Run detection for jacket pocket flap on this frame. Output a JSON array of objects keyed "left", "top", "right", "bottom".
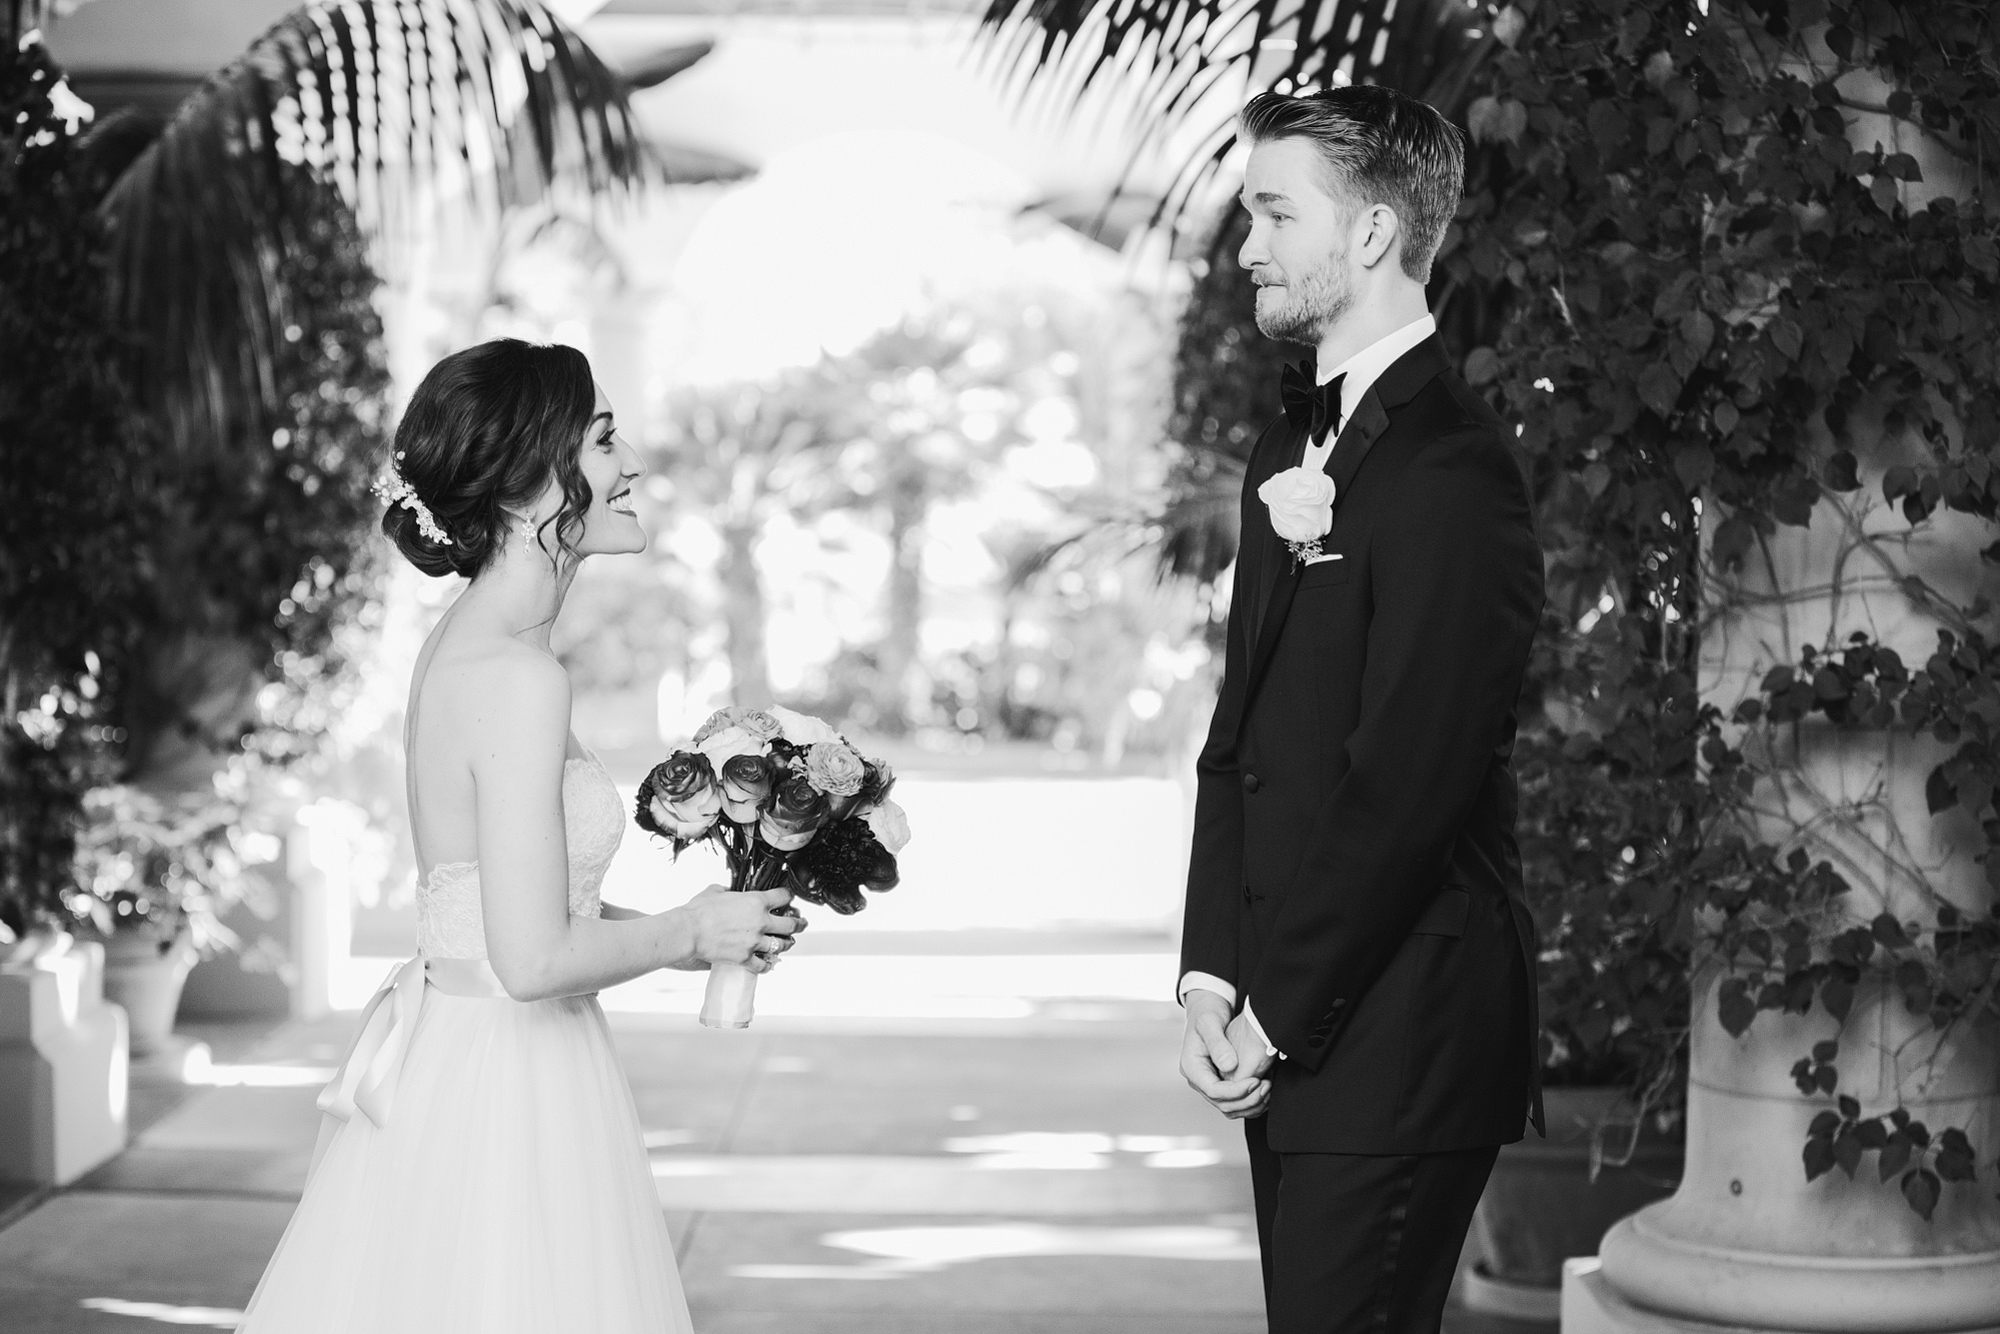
[
  {"left": 1411, "top": 887, "right": 1470, "bottom": 938},
  {"left": 1297, "top": 559, "right": 1354, "bottom": 589}
]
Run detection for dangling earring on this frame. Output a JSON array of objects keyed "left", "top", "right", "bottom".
[{"left": 519, "top": 519, "right": 538, "bottom": 553}]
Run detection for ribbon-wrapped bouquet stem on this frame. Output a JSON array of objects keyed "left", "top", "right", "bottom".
[{"left": 635, "top": 706, "right": 911, "bottom": 1027}]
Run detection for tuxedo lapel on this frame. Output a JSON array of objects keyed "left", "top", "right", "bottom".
[
  {"left": 1237, "top": 336, "right": 1451, "bottom": 732},
  {"left": 1244, "top": 426, "right": 1300, "bottom": 656}
]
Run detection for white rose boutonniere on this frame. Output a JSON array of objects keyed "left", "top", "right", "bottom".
[{"left": 1257, "top": 466, "right": 1337, "bottom": 569}]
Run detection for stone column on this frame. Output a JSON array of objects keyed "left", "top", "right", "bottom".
[
  {"left": 1566, "top": 18, "right": 2000, "bottom": 1327},
  {"left": 1564, "top": 282, "right": 2000, "bottom": 1334}
]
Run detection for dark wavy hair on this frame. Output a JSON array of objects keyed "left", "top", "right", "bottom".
[
  {"left": 381, "top": 339, "right": 598, "bottom": 579},
  {"left": 1240, "top": 85, "right": 1465, "bottom": 284}
]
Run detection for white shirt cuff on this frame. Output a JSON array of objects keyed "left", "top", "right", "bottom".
[
  {"left": 1242, "top": 1001, "right": 1283, "bottom": 1060},
  {"left": 1177, "top": 971, "right": 1237, "bottom": 1010}
]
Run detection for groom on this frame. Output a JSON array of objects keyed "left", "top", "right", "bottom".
[{"left": 1178, "top": 86, "right": 1545, "bottom": 1332}]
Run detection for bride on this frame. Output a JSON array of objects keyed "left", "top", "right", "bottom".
[{"left": 238, "top": 338, "right": 798, "bottom": 1333}]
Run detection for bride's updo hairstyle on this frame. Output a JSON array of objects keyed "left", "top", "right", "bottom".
[{"left": 382, "top": 338, "right": 598, "bottom": 578}]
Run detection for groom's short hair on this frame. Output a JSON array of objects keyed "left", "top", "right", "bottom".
[{"left": 1240, "top": 85, "right": 1464, "bottom": 283}]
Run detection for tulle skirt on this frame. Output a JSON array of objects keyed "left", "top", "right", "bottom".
[{"left": 237, "top": 982, "right": 691, "bottom": 1333}]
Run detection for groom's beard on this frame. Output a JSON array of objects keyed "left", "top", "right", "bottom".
[{"left": 1255, "top": 252, "right": 1353, "bottom": 347}]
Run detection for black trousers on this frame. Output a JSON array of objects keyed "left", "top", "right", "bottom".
[{"left": 1245, "top": 1116, "right": 1498, "bottom": 1334}]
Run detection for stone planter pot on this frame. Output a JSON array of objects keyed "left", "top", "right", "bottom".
[
  {"left": 1461, "top": 1084, "right": 1683, "bottom": 1320},
  {"left": 100, "top": 927, "right": 195, "bottom": 1060},
  {"left": 0, "top": 931, "right": 128, "bottom": 1184}
]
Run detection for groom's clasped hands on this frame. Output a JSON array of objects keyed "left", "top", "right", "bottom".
[{"left": 1180, "top": 989, "right": 1275, "bottom": 1120}]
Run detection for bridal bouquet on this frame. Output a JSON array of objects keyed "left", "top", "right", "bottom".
[{"left": 635, "top": 706, "right": 910, "bottom": 1027}]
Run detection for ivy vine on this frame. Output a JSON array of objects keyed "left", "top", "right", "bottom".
[{"left": 1455, "top": 0, "right": 2000, "bottom": 1215}]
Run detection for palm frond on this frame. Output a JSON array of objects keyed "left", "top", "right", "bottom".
[
  {"left": 979, "top": 0, "right": 1496, "bottom": 228},
  {"left": 97, "top": 0, "right": 652, "bottom": 453}
]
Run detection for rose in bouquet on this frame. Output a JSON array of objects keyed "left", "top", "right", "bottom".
[{"left": 635, "top": 705, "right": 911, "bottom": 913}]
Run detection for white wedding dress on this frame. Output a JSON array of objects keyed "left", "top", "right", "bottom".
[{"left": 237, "top": 753, "right": 693, "bottom": 1333}]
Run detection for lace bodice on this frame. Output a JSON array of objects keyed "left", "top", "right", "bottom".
[{"left": 416, "top": 754, "right": 626, "bottom": 960}]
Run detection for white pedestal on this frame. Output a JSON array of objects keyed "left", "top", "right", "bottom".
[
  {"left": 1575, "top": 968, "right": 2000, "bottom": 1334},
  {"left": 1563, "top": 1256, "right": 2000, "bottom": 1334},
  {"left": 0, "top": 940, "right": 129, "bottom": 1185}
]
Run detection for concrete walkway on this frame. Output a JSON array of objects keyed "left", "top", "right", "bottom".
[{"left": 0, "top": 940, "right": 1547, "bottom": 1333}]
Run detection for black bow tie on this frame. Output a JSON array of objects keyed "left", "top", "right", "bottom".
[{"left": 1280, "top": 364, "right": 1345, "bottom": 445}]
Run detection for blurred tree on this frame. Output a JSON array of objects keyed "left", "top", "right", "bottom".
[
  {"left": 121, "top": 162, "right": 394, "bottom": 794},
  {"left": 653, "top": 371, "right": 841, "bottom": 708},
  {"left": 1, "top": 0, "right": 651, "bottom": 934},
  {"left": 0, "top": 28, "right": 155, "bottom": 936},
  {"left": 4, "top": 0, "right": 652, "bottom": 792},
  {"left": 812, "top": 312, "right": 1033, "bottom": 733}
]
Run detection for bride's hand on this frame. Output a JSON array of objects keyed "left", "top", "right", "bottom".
[{"left": 683, "top": 885, "right": 799, "bottom": 973}]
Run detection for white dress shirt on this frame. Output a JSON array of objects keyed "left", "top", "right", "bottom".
[{"left": 1179, "top": 312, "right": 1438, "bottom": 1059}]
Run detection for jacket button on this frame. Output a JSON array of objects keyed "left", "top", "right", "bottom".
[
  {"left": 1307, "top": 1035, "right": 1325, "bottom": 1048},
  {"left": 1242, "top": 772, "right": 1262, "bottom": 793}
]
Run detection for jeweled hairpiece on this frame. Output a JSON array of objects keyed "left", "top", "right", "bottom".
[{"left": 372, "top": 452, "right": 452, "bottom": 546}]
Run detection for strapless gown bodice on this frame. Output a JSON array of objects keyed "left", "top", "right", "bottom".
[{"left": 416, "top": 754, "right": 625, "bottom": 960}]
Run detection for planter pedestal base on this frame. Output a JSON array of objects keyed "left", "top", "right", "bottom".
[
  {"left": 1564, "top": 1255, "right": 2000, "bottom": 1334},
  {"left": 0, "top": 940, "right": 128, "bottom": 1185}
]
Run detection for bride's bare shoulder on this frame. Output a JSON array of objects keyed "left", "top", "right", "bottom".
[{"left": 423, "top": 632, "right": 569, "bottom": 728}]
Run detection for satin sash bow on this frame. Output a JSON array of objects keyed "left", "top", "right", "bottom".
[
  {"left": 316, "top": 956, "right": 511, "bottom": 1129},
  {"left": 1279, "top": 364, "right": 1345, "bottom": 446}
]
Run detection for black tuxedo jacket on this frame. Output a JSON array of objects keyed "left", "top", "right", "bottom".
[{"left": 1181, "top": 334, "right": 1546, "bottom": 1155}]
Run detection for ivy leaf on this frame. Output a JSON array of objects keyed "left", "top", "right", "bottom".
[
  {"left": 1902, "top": 1168, "right": 1941, "bottom": 1220},
  {"left": 1928, "top": 766, "right": 1959, "bottom": 815},
  {"left": 1803, "top": 1135, "right": 1837, "bottom": 1182},
  {"left": 1808, "top": 1110, "right": 1842, "bottom": 1138},
  {"left": 1467, "top": 96, "right": 1504, "bottom": 145},
  {"left": 1717, "top": 977, "right": 1757, "bottom": 1036},
  {"left": 1832, "top": 1128, "right": 1863, "bottom": 1178},
  {"left": 1966, "top": 236, "right": 2000, "bottom": 280},
  {"left": 1825, "top": 450, "right": 1860, "bottom": 491},
  {"left": 1674, "top": 444, "right": 1715, "bottom": 490},
  {"left": 1681, "top": 309, "right": 1716, "bottom": 361},
  {"left": 1639, "top": 363, "right": 1683, "bottom": 416},
  {"left": 1820, "top": 974, "right": 1855, "bottom": 1021},
  {"left": 1879, "top": 1132, "right": 1912, "bottom": 1181},
  {"left": 1465, "top": 347, "right": 1500, "bottom": 385},
  {"left": 1815, "top": 1063, "right": 1839, "bottom": 1094},
  {"left": 1770, "top": 317, "right": 1804, "bottom": 361},
  {"left": 1872, "top": 912, "right": 1910, "bottom": 948},
  {"left": 1837, "top": 1094, "right": 1861, "bottom": 1120},
  {"left": 1811, "top": 1039, "right": 1839, "bottom": 1062},
  {"left": 1588, "top": 100, "right": 1629, "bottom": 155},
  {"left": 1714, "top": 515, "right": 1754, "bottom": 568},
  {"left": 1936, "top": 1128, "right": 1977, "bottom": 1182}
]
